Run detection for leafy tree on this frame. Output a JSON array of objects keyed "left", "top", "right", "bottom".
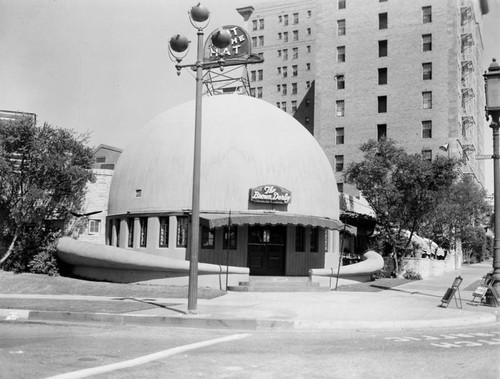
[
  {"left": 0, "top": 116, "right": 94, "bottom": 273},
  {"left": 344, "top": 139, "right": 459, "bottom": 274}
]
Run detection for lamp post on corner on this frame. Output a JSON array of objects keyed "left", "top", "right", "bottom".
[
  {"left": 484, "top": 58, "right": 500, "bottom": 299},
  {"left": 168, "top": 4, "right": 231, "bottom": 314}
]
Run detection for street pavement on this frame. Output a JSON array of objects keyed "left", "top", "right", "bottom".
[{"left": 0, "top": 262, "right": 498, "bottom": 331}]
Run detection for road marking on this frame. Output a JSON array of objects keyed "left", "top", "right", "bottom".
[
  {"left": 44, "top": 333, "right": 251, "bottom": 379},
  {"left": 385, "top": 331, "right": 500, "bottom": 348}
]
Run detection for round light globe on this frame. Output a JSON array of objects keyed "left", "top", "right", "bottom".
[
  {"left": 211, "top": 28, "right": 232, "bottom": 49},
  {"left": 190, "top": 3, "right": 210, "bottom": 23},
  {"left": 169, "top": 34, "right": 189, "bottom": 53}
]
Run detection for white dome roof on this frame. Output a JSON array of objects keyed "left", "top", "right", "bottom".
[{"left": 109, "top": 94, "right": 339, "bottom": 220}]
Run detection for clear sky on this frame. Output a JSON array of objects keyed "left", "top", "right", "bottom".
[{"left": 1, "top": 0, "right": 499, "bottom": 187}]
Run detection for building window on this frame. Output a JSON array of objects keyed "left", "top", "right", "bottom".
[
  {"left": 276, "top": 102, "right": 281, "bottom": 109},
  {"left": 305, "top": 99, "right": 311, "bottom": 106},
  {"left": 337, "top": 183, "right": 344, "bottom": 193},
  {"left": 258, "top": 36, "right": 264, "bottom": 47},
  {"left": 278, "top": 15, "right": 282, "bottom": 23},
  {"left": 281, "top": 102, "right": 287, "bottom": 112},
  {"left": 422, "top": 62, "right": 432, "bottom": 80},
  {"left": 127, "top": 218, "right": 134, "bottom": 248},
  {"left": 336, "top": 127, "right": 345, "bottom": 144},
  {"left": 307, "top": 10, "right": 312, "bottom": 17},
  {"left": 422, "top": 6, "right": 432, "bottom": 23},
  {"left": 258, "top": 69, "right": 263, "bottom": 80},
  {"left": 379, "top": 13, "right": 388, "bottom": 29},
  {"left": 337, "top": 20, "right": 346, "bottom": 36},
  {"left": 306, "top": 45, "right": 311, "bottom": 53},
  {"left": 292, "top": 65, "right": 298, "bottom": 77},
  {"left": 292, "top": 82, "right": 297, "bottom": 94},
  {"left": 95, "top": 156, "right": 105, "bottom": 163},
  {"left": 305, "top": 117, "right": 311, "bottom": 124},
  {"left": 176, "top": 216, "right": 188, "bottom": 247},
  {"left": 336, "top": 100, "right": 345, "bottom": 117},
  {"left": 378, "top": 96, "right": 387, "bottom": 113},
  {"left": 306, "top": 63, "right": 311, "bottom": 70},
  {"left": 250, "top": 88, "right": 256, "bottom": 97},
  {"left": 295, "top": 226, "right": 305, "bottom": 252},
  {"left": 223, "top": 225, "right": 237, "bottom": 250},
  {"left": 277, "top": 67, "right": 281, "bottom": 75},
  {"left": 379, "top": 40, "right": 388, "bottom": 57},
  {"left": 293, "top": 30, "right": 299, "bottom": 41},
  {"left": 293, "top": 12, "right": 299, "bottom": 24},
  {"left": 114, "top": 220, "right": 120, "bottom": 247},
  {"left": 284, "top": 14, "right": 289, "bottom": 26},
  {"left": 335, "top": 155, "right": 344, "bottom": 172},
  {"left": 250, "top": 71, "right": 256, "bottom": 82},
  {"left": 282, "top": 84, "right": 287, "bottom": 95},
  {"left": 377, "top": 124, "right": 387, "bottom": 140},
  {"left": 283, "top": 31, "right": 288, "bottom": 43},
  {"left": 88, "top": 219, "right": 100, "bottom": 234},
  {"left": 252, "top": 20, "right": 257, "bottom": 31},
  {"left": 422, "top": 149, "right": 432, "bottom": 161},
  {"left": 291, "top": 100, "right": 297, "bottom": 112},
  {"left": 310, "top": 227, "right": 319, "bottom": 252},
  {"left": 336, "top": 74, "right": 345, "bottom": 89},
  {"left": 337, "top": 46, "right": 345, "bottom": 62},
  {"left": 159, "top": 217, "right": 169, "bottom": 247},
  {"left": 422, "top": 120, "right": 432, "bottom": 138},
  {"left": 278, "top": 32, "right": 282, "bottom": 40},
  {"left": 422, "top": 34, "right": 432, "bottom": 51},
  {"left": 306, "top": 81, "right": 311, "bottom": 88},
  {"left": 252, "top": 37, "right": 257, "bottom": 48},
  {"left": 422, "top": 91, "right": 432, "bottom": 109},
  {"left": 338, "top": 0, "right": 346, "bottom": 10},
  {"left": 201, "top": 225, "right": 215, "bottom": 249},
  {"left": 139, "top": 217, "right": 147, "bottom": 247},
  {"left": 378, "top": 68, "right": 387, "bottom": 85},
  {"left": 259, "top": 18, "right": 264, "bottom": 30},
  {"left": 278, "top": 49, "right": 282, "bottom": 58},
  {"left": 307, "top": 27, "right": 311, "bottom": 35},
  {"left": 257, "top": 87, "right": 263, "bottom": 98},
  {"left": 283, "top": 66, "right": 288, "bottom": 77},
  {"left": 292, "top": 47, "right": 298, "bottom": 59},
  {"left": 283, "top": 49, "right": 288, "bottom": 60}
]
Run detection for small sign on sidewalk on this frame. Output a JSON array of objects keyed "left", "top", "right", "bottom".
[{"left": 439, "top": 276, "right": 462, "bottom": 309}]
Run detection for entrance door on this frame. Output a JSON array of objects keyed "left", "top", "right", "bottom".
[{"left": 247, "top": 225, "right": 286, "bottom": 276}]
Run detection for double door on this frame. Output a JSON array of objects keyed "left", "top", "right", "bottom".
[{"left": 247, "top": 225, "right": 286, "bottom": 276}]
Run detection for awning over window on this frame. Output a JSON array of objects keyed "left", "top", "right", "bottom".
[{"left": 199, "top": 212, "right": 356, "bottom": 235}]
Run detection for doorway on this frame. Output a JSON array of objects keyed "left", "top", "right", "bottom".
[{"left": 247, "top": 225, "right": 286, "bottom": 275}]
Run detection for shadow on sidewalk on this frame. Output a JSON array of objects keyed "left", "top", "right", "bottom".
[
  {"left": 370, "top": 285, "right": 441, "bottom": 298},
  {"left": 112, "top": 297, "right": 187, "bottom": 315}
]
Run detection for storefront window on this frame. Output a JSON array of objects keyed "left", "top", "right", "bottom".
[
  {"left": 295, "top": 226, "right": 305, "bottom": 252},
  {"left": 176, "top": 216, "right": 188, "bottom": 247},
  {"left": 139, "top": 217, "right": 147, "bottom": 247},
  {"left": 310, "top": 227, "right": 319, "bottom": 252},
  {"left": 159, "top": 217, "right": 169, "bottom": 247},
  {"left": 201, "top": 225, "right": 215, "bottom": 249},
  {"left": 127, "top": 218, "right": 134, "bottom": 248},
  {"left": 223, "top": 225, "right": 237, "bottom": 250}
]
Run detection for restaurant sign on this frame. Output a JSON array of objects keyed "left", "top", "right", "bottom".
[
  {"left": 204, "top": 25, "right": 254, "bottom": 65},
  {"left": 249, "top": 185, "right": 292, "bottom": 205}
]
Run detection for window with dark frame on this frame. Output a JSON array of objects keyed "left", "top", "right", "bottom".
[
  {"left": 295, "top": 225, "right": 305, "bottom": 252},
  {"left": 293, "top": 12, "right": 299, "bottom": 24},
  {"left": 379, "top": 13, "right": 388, "bottom": 29},
  {"left": 378, "top": 67, "right": 387, "bottom": 85},
  {"left": 310, "top": 227, "right": 319, "bottom": 252},
  {"left": 379, "top": 40, "right": 388, "bottom": 57},
  {"left": 422, "top": 34, "right": 432, "bottom": 51},
  {"left": 139, "top": 217, "right": 147, "bottom": 247},
  {"left": 176, "top": 216, "right": 188, "bottom": 247},
  {"left": 338, "top": 19, "right": 346, "bottom": 36},
  {"left": 338, "top": 0, "right": 346, "bottom": 10},
  {"left": 336, "top": 100, "right": 345, "bottom": 117},
  {"left": 422, "top": 6, "right": 432, "bottom": 23},
  {"left": 201, "top": 225, "right": 215, "bottom": 249},
  {"left": 159, "top": 217, "right": 169, "bottom": 247},
  {"left": 378, "top": 96, "right": 387, "bottom": 113},
  {"left": 423, "top": 62, "right": 432, "bottom": 80},
  {"left": 335, "top": 155, "right": 344, "bottom": 172},
  {"left": 422, "top": 149, "right": 432, "bottom": 161},
  {"left": 377, "top": 124, "right": 387, "bottom": 140},
  {"left": 336, "top": 74, "right": 345, "bottom": 89},
  {"left": 422, "top": 120, "right": 432, "bottom": 138},
  {"left": 422, "top": 91, "right": 432, "bottom": 109},
  {"left": 88, "top": 219, "right": 100, "bottom": 234},
  {"left": 337, "top": 46, "right": 346, "bottom": 62},
  {"left": 336, "top": 127, "right": 345, "bottom": 144},
  {"left": 127, "top": 218, "right": 134, "bottom": 248}
]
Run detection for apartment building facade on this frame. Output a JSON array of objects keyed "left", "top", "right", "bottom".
[{"left": 239, "top": 0, "right": 489, "bottom": 189}]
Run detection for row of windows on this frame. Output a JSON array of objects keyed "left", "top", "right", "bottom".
[
  {"left": 111, "top": 217, "right": 237, "bottom": 250},
  {"left": 277, "top": 83, "right": 299, "bottom": 95},
  {"left": 335, "top": 34, "right": 432, "bottom": 62},
  {"left": 333, "top": 62, "right": 432, "bottom": 89},
  {"left": 334, "top": 92, "right": 432, "bottom": 117},
  {"left": 335, "top": 120, "right": 433, "bottom": 147},
  {"left": 251, "top": 29, "right": 312, "bottom": 49}
]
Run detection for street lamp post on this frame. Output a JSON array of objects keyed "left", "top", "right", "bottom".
[
  {"left": 168, "top": 4, "right": 230, "bottom": 314},
  {"left": 484, "top": 58, "right": 500, "bottom": 298}
]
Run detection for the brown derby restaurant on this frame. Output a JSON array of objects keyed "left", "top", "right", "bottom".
[{"left": 103, "top": 94, "right": 349, "bottom": 279}]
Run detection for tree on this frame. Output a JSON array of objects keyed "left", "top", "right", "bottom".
[
  {"left": 344, "top": 139, "right": 459, "bottom": 274},
  {"left": 0, "top": 117, "right": 94, "bottom": 273}
]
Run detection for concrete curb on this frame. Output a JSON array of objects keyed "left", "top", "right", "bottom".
[{"left": 1, "top": 308, "right": 496, "bottom": 331}]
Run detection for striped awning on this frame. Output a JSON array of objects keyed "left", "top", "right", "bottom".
[{"left": 199, "top": 212, "right": 356, "bottom": 234}]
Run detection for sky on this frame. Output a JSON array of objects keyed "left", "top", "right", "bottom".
[{"left": 1, "top": 0, "right": 499, "bottom": 187}]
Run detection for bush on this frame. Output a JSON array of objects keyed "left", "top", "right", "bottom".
[{"left": 403, "top": 269, "right": 422, "bottom": 280}]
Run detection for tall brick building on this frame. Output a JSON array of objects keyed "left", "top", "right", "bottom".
[{"left": 239, "top": 0, "right": 490, "bottom": 190}]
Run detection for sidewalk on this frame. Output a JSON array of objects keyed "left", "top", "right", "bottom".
[{"left": 1, "top": 263, "right": 498, "bottom": 331}]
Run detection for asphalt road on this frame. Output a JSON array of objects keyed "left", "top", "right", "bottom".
[{"left": 1, "top": 321, "right": 499, "bottom": 378}]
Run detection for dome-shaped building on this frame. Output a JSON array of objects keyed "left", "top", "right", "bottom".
[{"left": 106, "top": 94, "right": 343, "bottom": 276}]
